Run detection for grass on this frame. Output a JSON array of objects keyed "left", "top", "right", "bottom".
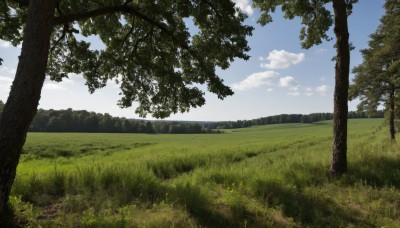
[{"left": 5, "top": 118, "right": 400, "bottom": 227}]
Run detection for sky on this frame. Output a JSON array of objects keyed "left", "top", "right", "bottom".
[{"left": 0, "top": 1, "right": 386, "bottom": 121}]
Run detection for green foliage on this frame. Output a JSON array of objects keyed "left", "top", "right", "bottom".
[
  {"left": 0, "top": 99, "right": 4, "bottom": 116},
  {"left": 0, "top": 1, "right": 253, "bottom": 118},
  {"left": 29, "top": 108, "right": 217, "bottom": 134},
  {"left": 350, "top": 0, "right": 400, "bottom": 114},
  {"left": 253, "top": 0, "right": 359, "bottom": 49},
  {"left": 254, "top": 0, "right": 332, "bottom": 48},
  {"left": 27, "top": 106, "right": 381, "bottom": 133}
]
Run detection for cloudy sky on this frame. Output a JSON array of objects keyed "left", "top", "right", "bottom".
[{"left": 0, "top": 1, "right": 385, "bottom": 121}]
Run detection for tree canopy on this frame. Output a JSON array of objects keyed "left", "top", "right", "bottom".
[
  {"left": 349, "top": 0, "right": 400, "bottom": 141},
  {"left": 0, "top": 100, "right": 4, "bottom": 113},
  {"left": 0, "top": 0, "right": 252, "bottom": 118},
  {"left": 0, "top": 0, "right": 254, "bottom": 215}
]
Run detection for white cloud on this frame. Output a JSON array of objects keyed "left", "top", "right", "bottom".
[
  {"left": 0, "top": 76, "right": 13, "bottom": 83},
  {"left": 0, "top": 76, "right": 13, "bottom": 93},
  {"left": 316, "top": 48, "right": 328, "bottom": 54},
  {"left": 260, "top": 50, "right": 305, "bottom": 69},
  {"left": 43, "top": 82, "right": 67, "bottom": 91},
  {"left": 305, "top": 87, "right": 313, "bottom": 96},
  {"left": 279, "top": 76, "right": 298, "bottom": 88},
  {"left": 279, "top": 76, "right": 301, "bottom": 95},
  {"left": 0, "top": 66, "right": 16, "bottom": 75},
  {"left": 0, "top": 40, "right": 11, "bottom": 48},
  {"left": 232, "top": 0, "right": 253, "bottom": 16},
  {"left": 232, "top": 71, "right": 278, "bottom": 91},
  {"left": 0, "top": 40, "right": 21, "bottom": 48},
  {"left": 267, "top": 88, "right": 274, "bottom": 92},
  {"left": 287, "top": 92, "right": 300, "bottom": 96},
  {"left": 60, "top": 73, "right": 82, "bottom": 84},
  {"left": 316, "top": 85, "right": 329, "bottom": 96}
]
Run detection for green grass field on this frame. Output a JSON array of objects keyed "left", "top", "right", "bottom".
[{"left": 8, "top": 118, "right": 400, "bottom": 227}]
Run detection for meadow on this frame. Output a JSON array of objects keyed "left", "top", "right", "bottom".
[{"left": 6, "top": 118, "right": 400, "bottom": 227}]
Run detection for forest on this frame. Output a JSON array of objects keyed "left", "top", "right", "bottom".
[{"left": 0, "top": 101, "right": 383, "bottom": 133}]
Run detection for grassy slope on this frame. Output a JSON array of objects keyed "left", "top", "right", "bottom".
[{"left": 8, "top": 118, "right": 400, "bottom": 227}]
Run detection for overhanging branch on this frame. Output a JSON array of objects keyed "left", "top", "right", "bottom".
[
  {"left": 54, "top": 5, "right": 170, "bottom": 36},
  {"left": 54, "top": 4, "right": 203, "bottom": 68}
]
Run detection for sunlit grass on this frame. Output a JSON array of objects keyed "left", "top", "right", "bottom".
[{"left": 9, "top": 118, "right": 400, "bottom": 227}]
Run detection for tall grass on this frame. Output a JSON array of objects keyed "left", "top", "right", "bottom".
[{"left": 8, "top": 119, "right": 400, "bottom": 227}]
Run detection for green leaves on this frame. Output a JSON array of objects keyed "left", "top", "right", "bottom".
[
  {"left": 2, "top": 0, "right": 253, "bottom": 118},
  {"left": 0, "top": 0, "right": 26, "bottom": 45},
  {"left": 253, "top": 0, "right": 333, "bottom": 49},
  {"left": 349, "top": 0, "right": 400, "bottom": 114}
]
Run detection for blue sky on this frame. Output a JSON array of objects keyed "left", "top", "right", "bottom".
[{"left": 0, "top": 1, "right": 385, "bottom": 121}]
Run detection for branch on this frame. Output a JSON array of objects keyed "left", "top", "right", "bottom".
[
  {"left": 118, "top": 19, "right": 135, "bottom": 51},
  {"left": 12, "top": 0, "right": 29, "bottom": 7},
  {"left": 203, "top": 0, "right": 223, "bottom": 23},
  {"left": 54, "top": 5, "right": 176, "bottom": 44},
  {"left": 54, "top": 5, "right": 168, "bottom": 34},
  {"left": 50, "top": 24, "right": 68, "bottom": 52},
  {"left": 54, "top": 4, "right": 197, "bottom": 59},
  {"left": 54, "top": 4, "right": 210, "bottom": 77}
]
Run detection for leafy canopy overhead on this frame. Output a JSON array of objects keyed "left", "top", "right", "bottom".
[
  {"left": 349, "top": 0, "right": 400, "bottom": 113},
  {"left": 253, "top": 0, "right": 358, "bottom": 49},
  {"left": 0, "top": 0, "right": 253, "bottom": 118}
]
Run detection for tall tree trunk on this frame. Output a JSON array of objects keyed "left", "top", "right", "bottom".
[
  {"left": 389, "top": 86, "right": 396, "bottom": 142},
  {"left": 0, "top": 0, "right": 56, "bottom": 215},
  {"left": 330, "top": 0, "right": 350, "bottom": 175}
]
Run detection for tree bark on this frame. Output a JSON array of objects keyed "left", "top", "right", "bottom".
[
  {"left": 330, "top": 0, "right": 350, "bottom": 175},
  {"left": 0, "top": 0, "right": 56, "bottom": 215},
  {"left": 389, "top": 86, "right": 396, "bottom": 142}
]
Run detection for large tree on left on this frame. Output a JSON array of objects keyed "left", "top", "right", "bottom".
[{"left": 0, "top": 0, "right": 252, "bottom": 215}]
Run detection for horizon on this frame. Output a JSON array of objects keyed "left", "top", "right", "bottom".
[{"left": 0, "top": 1, "right": 385, "bottom": 121}]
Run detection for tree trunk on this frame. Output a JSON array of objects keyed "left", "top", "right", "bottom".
[
  {"left": 330, "top": 0, "right": 350, "bottom": 175},
  {"left": 389, "top": 86, "right": 396, "bottom": 143},
  {"left": 0, "top": 0, "right": 56, "bottom": 215}
]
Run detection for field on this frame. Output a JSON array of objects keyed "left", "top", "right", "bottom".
[{"left": 7, "top": 118, "right": 400, "bottom": 227}]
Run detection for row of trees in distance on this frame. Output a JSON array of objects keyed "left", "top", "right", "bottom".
[{"left": 0, "top": 101, "right": 383, "bottom": 133}]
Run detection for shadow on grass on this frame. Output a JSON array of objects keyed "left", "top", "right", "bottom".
[
  {"left": 169, "top": 183, "right": 235, "bottom": 227},
  {"left": 343, "top": 155, "right": 400, "bottom": 188},
  {"left": 263, "top": 152, "right": 400, "bottom": 226},
  {"left": 253, "top": 179, "right": 373, "bottom": 227},
  {"left": 282, "top": 153, "right": 400, "bottom": 190},
  {"left": 0, "top": 205, "right": 21, "bottom": 227}
]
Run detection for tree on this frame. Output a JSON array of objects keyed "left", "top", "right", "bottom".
[
  {"left": 350, "top": 0, "right": 400, "bottom": 142},
  {"left": 253, "top": 0, "right": 358, "bottom": 175},
  {"left": 145, "top": 121, "right": 155, "bottom": 134},
  {"left": 0, "top": 100, "right": 4, "bottom": 123},
  {"left": 0, "top": 100, "right": 4, "bottom": 114},
  {"left": 0, "top": 0, "right": 252, "bottom": 214}
]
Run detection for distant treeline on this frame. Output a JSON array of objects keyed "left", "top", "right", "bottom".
[
  {"left": 0, "top": 100, "right": 3, "bottom": 118},
  {"left": 28, "top": 109, "right": 219, "bottom": 134},
  {"left": 0, "top": 100, "right": 384, "bottom": 133},
  {"left": 213, "top": 111, "right": 384, "bottom": 129}
]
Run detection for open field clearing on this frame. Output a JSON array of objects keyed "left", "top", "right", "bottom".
[{"left": 8, "top": 118, "right": 400, "bottom": 227}]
